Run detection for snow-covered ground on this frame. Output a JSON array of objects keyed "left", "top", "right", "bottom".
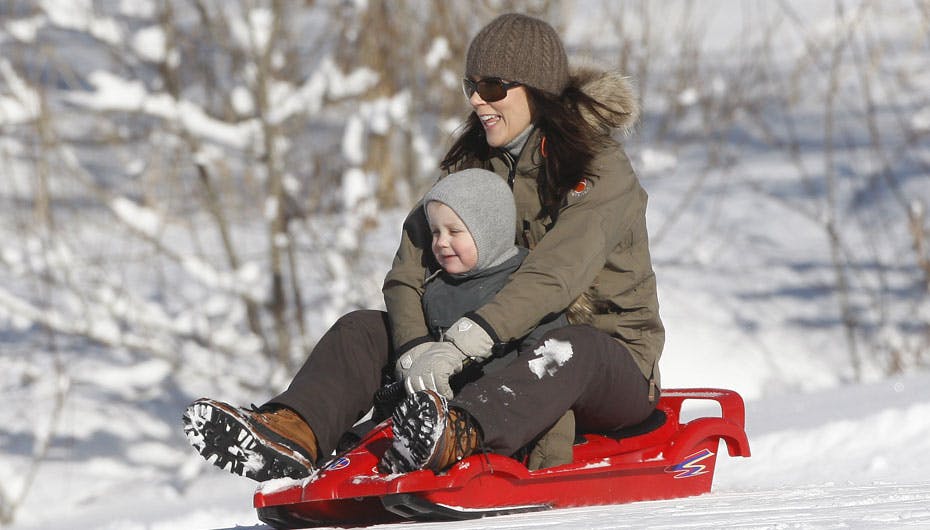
[
  {"left": 8, "top": 371, "right": 930, "bottom": 529},
  {"left": 2, "top": 1, "right": 929, "bottom": 529}
]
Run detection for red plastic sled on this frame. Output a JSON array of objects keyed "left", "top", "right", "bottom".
[{"left": 254, "top": 388, "right": 750, "bottom": 528}]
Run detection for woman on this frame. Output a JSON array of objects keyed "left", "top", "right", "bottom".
[
  {"left": 183, "top": 12, "right": 663, "bottom": 481},
  {"left": 379, "top": 13, "right": 664, "bottom": 474}
]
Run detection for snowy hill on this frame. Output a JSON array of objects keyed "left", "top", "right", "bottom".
[
  {"left": 9, "top": 371, "right": 930, "bottom": 529},
  {"left": 2, "top": 1, "right": 929, "bottom": 529}
]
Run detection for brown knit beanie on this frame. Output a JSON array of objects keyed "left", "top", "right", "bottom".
[{"left": 466, "top": 13, "right": 569, "bottom": 96}]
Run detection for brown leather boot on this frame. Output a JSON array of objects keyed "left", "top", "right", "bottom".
[
  {"left": 183, "top": 398, "right": 319, "bottom": 482},
  {"left": 379, "top": 390, "right": 481, "bottom": 474},
  {"left": 250, "top": 405, "right": 320, "bottom": 460}
]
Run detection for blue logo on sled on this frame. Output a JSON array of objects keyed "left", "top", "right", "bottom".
[
  {"left": 325, "top": 457, "right": 350, "bottom": 471},
  {"left": 666, "top": 448, "right": 714, "bottom": 478}
]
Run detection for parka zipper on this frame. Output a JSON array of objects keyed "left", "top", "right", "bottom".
[
  {"left": 500, "top": 150, "right": 517, "bottom": 189},
  {"left": 496, "top": 149, "right": 534, "bottom": 247}
]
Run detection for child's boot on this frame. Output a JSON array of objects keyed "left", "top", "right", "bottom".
[{"left": 379, "top": 390, "right": 481, "bottom": 474}]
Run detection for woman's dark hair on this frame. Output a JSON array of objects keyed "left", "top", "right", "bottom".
[{"left": 440, "top": 80, "right": 623, "bottom": 218}]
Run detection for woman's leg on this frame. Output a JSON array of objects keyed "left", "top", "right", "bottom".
[
  {"left": 267, "top": 309, "right": 392, "bottom": 457},
  {"left": 451, "top": 325, "right": 653, "bottom": 457}
]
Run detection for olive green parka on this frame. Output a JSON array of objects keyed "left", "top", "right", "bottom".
[{"left": 383, "top": 68, "right": 664, "bottom": 392}]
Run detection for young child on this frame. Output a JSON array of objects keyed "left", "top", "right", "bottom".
[
  {"left": 389, "top": 167, "right": 575, "bottom": 470},
  {"left": 394, "top": 168, "right": 565, "bottom": 398}
]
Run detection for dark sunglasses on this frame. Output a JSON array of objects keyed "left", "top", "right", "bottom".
[{"left": 462, "top": 77, "right": 522, "bottom": 102}]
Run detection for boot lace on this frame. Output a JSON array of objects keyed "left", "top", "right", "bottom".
[{"left": 448, "top": 406, "right": 484, "bottom": 465}]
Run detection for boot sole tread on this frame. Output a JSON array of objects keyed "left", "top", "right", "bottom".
[{"left": 183, "top": 399, "right": 312, "bottom": 482}]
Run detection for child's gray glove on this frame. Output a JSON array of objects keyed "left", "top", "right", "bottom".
[
  {"left": 443, "top": 317, "right": 495, "bottom": 361},
  {"left": 402, "top": 342, "right": 465, "bottom": 398},
  {"left": 394, "top": 342, "right": 442, "bottom": 382},
  {"left": 395, "top": 317, "right": 495, "bottom": 398}
]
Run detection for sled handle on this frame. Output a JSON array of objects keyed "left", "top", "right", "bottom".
[{"left": 658, "top": 388, "right": 746, "bottom": 429}]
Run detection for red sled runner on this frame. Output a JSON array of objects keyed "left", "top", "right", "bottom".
[{"left": 254, "top": 388, "right": 751, "bottom": 528}]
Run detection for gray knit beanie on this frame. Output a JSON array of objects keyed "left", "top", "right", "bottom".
[
  {"left": 466, "top": 13, "right": 570, "bottom": 96},
  {"left": 423, "top": 168, "right": 518, "bottom": 272}
]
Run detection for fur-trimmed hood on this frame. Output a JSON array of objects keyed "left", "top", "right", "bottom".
[{"left": 571, "top": 68, "right": 640, "bottom": 136}]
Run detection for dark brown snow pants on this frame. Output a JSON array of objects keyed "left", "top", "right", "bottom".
[
  {"left": 268, "top": 310, "right": 654, "bottom": 459},
  {"left": 267, "top": 310, "right": 392, "bottom": 458}
]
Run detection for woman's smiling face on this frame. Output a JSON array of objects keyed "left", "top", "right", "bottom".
[{"left": 467, "top": 78, "right": 534, "bottom": 148}]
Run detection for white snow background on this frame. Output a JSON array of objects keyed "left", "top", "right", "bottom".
[{"left": 2, "top": 1, "right": 930, "bottom": 529}]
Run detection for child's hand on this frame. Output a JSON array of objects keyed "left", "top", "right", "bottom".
[
  {"left": 394, "top": 341, "right": 442, "bottom": 382},
  {"left": 443, "top": 317, "right": 495, "bottom": 361},
  {"left": 402, "top": 343, "right": 465, "bottom": 398}
]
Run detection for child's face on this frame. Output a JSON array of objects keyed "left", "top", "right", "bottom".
[{"left": 426, "top": 201, "right": 478, "bottom": 274}]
